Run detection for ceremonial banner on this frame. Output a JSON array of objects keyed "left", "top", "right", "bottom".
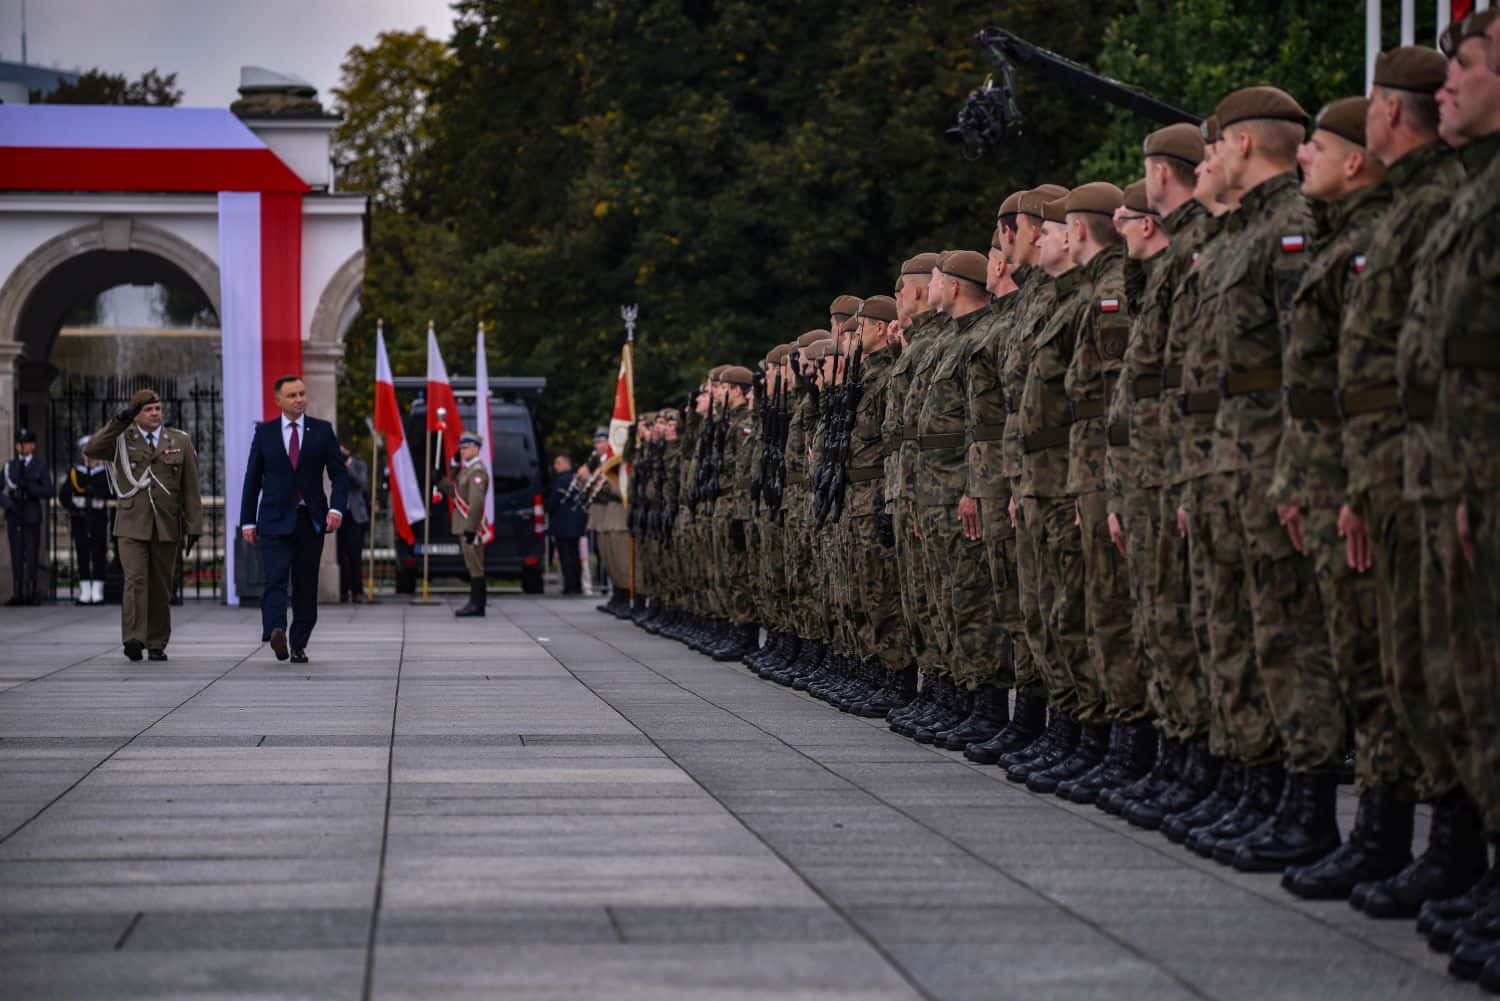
[
  {"left": 375, "top": 329, "right": 425, "bottom": 545},
  {"left": 425, "top": 324, "right": 464, "bottom": 476},
  {"left": 601, "top": 340, "right": 635, "bottom": 503},
  {"left": 474, "top": 328, "right": 496, "bottom": 544}
]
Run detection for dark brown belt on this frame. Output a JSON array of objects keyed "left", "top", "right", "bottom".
[
  {"left": 971, "top": 422, "right": 1007, "bottom": 443},
  {"left": 1178, "top": 391, "right": 1220, "bottom": 415},
  {"left": 1069, "top": 398, "right": 1106, "bottom": 421},
  {"left": 1023, "top": 426, "right": 1071, "bottom": 453},
  {"left": 1222, "top": 368, "right": 1282, "bottom": 396},
  {"left": 1403, "top": 387, "right": 1436, "bottom": 421},
  {"left": 918, "top": 432, "right": 964, "bottom": 450},
  {"left": 1107, "top": 424, "right": 1130, "bottom": 447},
  {"left": 902, "top": 430, "right": 918, "bottom": 443},
  {"left": 847, "top": 465, "right": 883, "bottom": 483},
  {"left": 1161, "top": 365, "right": 1183, "bottom": 390},
  {"left": 1339, "top": 385, "right": 1399, "bottom": 417},
  {"left": 1130, "top": 375, "right": 1163, "bottom": 400},
  {"left": 1447, "top": 337, "right": 1500, "bottom": 370},
  {"left": 1285, "top": 388, "right": 1339, "bottom": 420}
]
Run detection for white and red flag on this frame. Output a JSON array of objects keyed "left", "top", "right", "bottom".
[
  {"left": 474, "top": 325, "right": 495, "bottom": 543},
  {"left": 601, "top": 339, "right": 636, "bottom": 503},
  {"left": 374, "top": 326, "right": 425, "bottom": 545},
  {"left": 425, "top": 323, "right": 465, "bottom": 478}
]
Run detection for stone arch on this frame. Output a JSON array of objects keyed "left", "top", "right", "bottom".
[{"left": 308, "top": 249, "right": 364, "bottom": 348}]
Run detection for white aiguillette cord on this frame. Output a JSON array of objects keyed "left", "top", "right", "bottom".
[{"left": 106, "top": 426, "right": 172, "bottom": 517}]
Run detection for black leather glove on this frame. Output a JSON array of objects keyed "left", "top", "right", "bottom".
[{"left": 877, "top": 511, "right": 896, "bottom": 548}]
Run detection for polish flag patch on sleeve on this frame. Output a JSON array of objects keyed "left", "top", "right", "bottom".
[
  {"left": 1351, "top": 254, "right": 1367, "bottom": 274},
  {"left": 1099, "top": 298, "right": 1121, "bottom": 313},
  {"left": 1280, "top": 235, "right": 1306, "bottom": 253}
]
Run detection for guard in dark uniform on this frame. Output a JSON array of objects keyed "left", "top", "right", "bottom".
[
  {"left": 2, "top": 428, "right": 49, "bottom": 606},
  {"left": 57, "top": 436, "right": 112, "bottom": 605}
]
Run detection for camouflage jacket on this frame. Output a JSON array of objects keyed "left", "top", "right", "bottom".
[
  {"left": 1020, "top": 265, "right": 1087, "bottom": 498},
  {"left": 882, "top": 310, "right": 941, "bottom": 511},
  {"left": 1065, "top": 244, "right": 1130, "bottom": 496},
  {"left": 1105, "top": 251, "right": 1162, "bottom": 500},
  {"left": 1400, "top": 133, "right": 1500, "bottom": 500},
  {"left": 1001, "top": 267, "right": 1054, "bottom": 484},
  {"left": 916, "top": 306, "right": 990, "bottom": 507},
  {"left": 1174, "top": 212, "right": 1244, "bottom": 485},
  {"left": 964, "top": 286, "right": 1024, "bottom": 500},
  {"left": 1108, "top": 198, "right": 1208, "bottom": 499},
  {"left": 718, "top": 402, "right": 753, "bottom": 521},
  {"left": 1342, "top": 141, "right": 1466, "bottom": 503},
  {"left": 1210, "top": 171, "right": 1312, "bottom": 475},
  {"left": 1270, "top": 184, "right": 1390, "bottom": 508},
  {"left": 846, "top": 347, "right": 896, "bottom": 518},
  {"left": 784, "top": 381, "right": 813, "bottom": 492},
  {"left": 899, "top": 314, "right": 947, "bottom": 506},
  {"left": 731, "top": 402, "right": 761, "bottom": 521}
]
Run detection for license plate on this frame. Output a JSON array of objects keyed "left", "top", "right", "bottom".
[{"left": 414, "top": 543, "right": 460, "bottom": 556}]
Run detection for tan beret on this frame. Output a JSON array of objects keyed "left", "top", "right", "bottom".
[
  {"left": 1122, "top": 179, "right": 1153, "bottom": 214},
  {"left": 129, "top": 388, "right": 161, "bottom": 408},
  {"left": 802, "top": 340, "right": 832, "bottom": 362},
  {"left": 859, "top": 295, "right": 898, "bottom": 322},
  {"left": 1144, "top": 122, "right": 1205, "bottom": 165},
  {"left": 1441, "top": 10, "right": 1498, "bottom": 57},
  {"left": 1315, "top": 97, "right": 1369, "bottom": 147},
  {"left": 829, "top": 294, "right": 863, "bottom": 318},
  {"left": 1200, "top": 115, "right": 1220, "bottom": 144},
  {"left": 1215, "top": 86, "right": 1308, "bottom": 130},
  {"left": 1018, "top": 184, "right": 1069, "bottom": 219},
  {"left": 941, "top": 250, "right": 989, "bottom": 286},
  {"left": 719, "top": 365, "right": 754, "bottom": 386},
  {"left": 901, "top": 252, "right": 940, "bottom": 276},
  {"left": 1375, "top": 46, "right": 1448, "bottom": 93},
  {"left": 1066, "top": 182, "right": 1124, "bottom": 217},
  {"left": 998, "top": 189, "right": 1027, "bottom": 217},
  {"left": 765, "top": 344, "right": 790, "bottom": 364},
  {"left": 796, "top": 329, "right": 831, "bottom": 348}
]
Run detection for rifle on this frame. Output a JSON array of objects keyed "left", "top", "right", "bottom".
[
  {"left": 749, "top": 369, "right": 767, "bottom": 516},
  {"left": 829, "top": 339, "right": 864, "bottom": 524},
  {"left": 811, "top": 347, "right": 843, "bottom": 527}
]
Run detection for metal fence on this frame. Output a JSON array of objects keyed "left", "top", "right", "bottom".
[{"left": 46, "top": 376, "right": 224, "bottom": 602}]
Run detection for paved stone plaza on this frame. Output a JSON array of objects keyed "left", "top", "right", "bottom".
[{"left": 0, "top": 598, "right": 1475, "bottom": 1000}]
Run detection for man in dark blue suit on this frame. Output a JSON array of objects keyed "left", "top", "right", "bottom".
[{"left": 239, "top": 375, "right": 349, "bottom": 663}]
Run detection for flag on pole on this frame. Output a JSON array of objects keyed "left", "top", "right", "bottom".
[
  {"left": 475, "top": 325, "right": 496, "bottom": 544},
  {"left": 374, "top": 325, "right": 425, "bottom": 545},
  {"left": 601, "top": 337, "right": 635, "bottom": 503},
  {"left": 425, "top": 322, "right": 464, "bottom": 479}
]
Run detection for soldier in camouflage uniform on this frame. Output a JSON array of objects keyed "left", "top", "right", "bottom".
[{"left": 706, "top": 366, "right": 758, "bottom": 660}]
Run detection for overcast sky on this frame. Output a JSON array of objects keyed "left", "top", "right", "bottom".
[{"left": 0, "top": 0, "right": 456, "bottom": 108}]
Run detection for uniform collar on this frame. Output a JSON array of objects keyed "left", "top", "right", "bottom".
[
  {"left": 1083, "top": 242, "right": 1124, "bottom": 282},
  {"left": 1053, "top": 266, "right": 1085, "bottom": 294},
  {"left": 1460, "top": 131, "right": 1500, "bottom": 173},
  {"left": 464, "top": 456, "right": 483, "bottom": 469},
  {"left": 1386, "top": 140, "right": 1454, "bottom": 189},
  {"left": 1238, "top": 170, "right": 1300, "bottom": 216},
  {"left": 1163, "top": 197, "right": 1205, "bottom": 236}
]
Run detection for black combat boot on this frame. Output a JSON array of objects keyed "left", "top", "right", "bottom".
[
  {"left": 889, "top": 674, "right": 939, "bottom": 733},
  {"left": 455, "top": 578, "right": 486, "bottom": 617},
  {"left": 1353, "top": 793, "right": 1488, "bottom": 919},
  {"left": 628, "top": 595, "right": 649, "bottom": 623},
  {"left": 746, "top": 630, "right": 777, "bottom": 670},
  {"left": 787, "top": 643, "right": 828, "bottom": 689},
  {"left": 965, "top": 689, "right": 1044, "bottom": 764},
  {"left": 835, "top": 658, "right": 882, "bottom": 712},
  {"left": 1449, "top": 901, "right": 1500, "bottom": 982},
  {"left": 713, "top": 622, "right": 759, "bottom": 662},
  {"left": 913, "top": 679, "right": 966, "bottom": 744},
  {"left": 826, "top": 657, "right": 868, "bottom": 709},
  {"left": 928, "top": 684, "right": 978, "bottom": 747},
  {"left": 1007, "top": 713, "right": 1080, "bottom": 784},
  {"left": 759, "top": 635, "right": 797, "bottom": 679},
  {"left": 1163, "top": 760, "right": 1243, "bottom": 843},
  {"left": 1102, "top": 735, "right": 1179, "bottom": 816},
  {"left": 794, "top": 644, "right": 836, "bottom": 693},
  {"left": 1282, "top": 784, "right": 1414, "bottom": 900},
  {"left": 1421, "top": 835, "right": 1500, "bottom": 948},
  {"left": 1127, "top": 738, "right": 1220, "bottom": 830},
  {"left": 1027, "top": 722, "right": 1109, "bottom": 795},
  {"left": 1058, "top": 723, "right": 1123, "bottom": 801},
  {"left": 1069, "top": 721, "right": 1157, "bottom": 806},
  {"left": 1186, "top": 764, "right": 1283, "bottom": 860},
  {"left": 854, "top": 665, "right": 918, "bottom": 718},
  {"left": 1230, "top": 769, "right": 1342, "bottom": 872},
  {"left": 942, "top": 684, "right": 1009, "bottom": 751},
  {"left": 808, "top": 653, "right": 848, "bottom": 701},
  {"left": 772, "top": 640, "right": 816, "bottom": 686}
]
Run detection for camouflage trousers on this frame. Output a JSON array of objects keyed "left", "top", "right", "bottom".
[
  {"left": 849, "top": 512, "right": 908, "bottom": 671},
  {"left": 784, "top": 488, "right": 822, "bottom": 641},
  {"left": 711, "top": 515, "right": 754, "bottom": 625},
  {"left": 981, "top": 497, "right": 1037, "bottom": 695},
  {"left": 1154, "top": 487, "right": 1211, "bottom": 741},
  {"left": 1020, "top": 495, "right": 1099, "bottom": 720},
  {"left": 1079, "top": 489, "right": 1147, "bottom": 723},
  {"left": 1297, "top": 505, "right": 1371, "bottom": 779},
  {"left": 827, "top": 517, "right": 862, "bottom": 657},
  {"left": 919, "top": 502, "right": 1010, "bottom": 690},
  {"left": 1428, "top": 497, "right": 1500, "bottom": 828},
  {"left": 895, "top": 500, "right": 942, "bottom": 677},
  {"left": 1185, "top": 474, "right": 1270, "bottom": 762},
  {"left": 1012, "top": 489, "right": 1051, "bottom": 700}
]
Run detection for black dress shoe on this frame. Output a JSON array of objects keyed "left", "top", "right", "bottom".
[
  {"left": 123, "top": 639, "right": 144, "bottom": 662},
  {"left": 290, "top": 649, "right": 309, "bottom": 664},
  {"left": 270, "top": 628, "right": 290, "bottom": 661},
  {"left": 147, "top": 649, "right": 168, "bottom": 662}
]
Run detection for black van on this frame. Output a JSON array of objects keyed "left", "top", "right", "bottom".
[{"left": 391, "top": 377, "right": 547, "bottom": 594}]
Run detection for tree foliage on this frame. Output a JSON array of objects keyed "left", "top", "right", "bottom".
[
  {"left": 331, "top": 29, "right": 449, "bottom": 204},
  {"left": 37, "top": 68, "right": 182, "bottom": 106}
]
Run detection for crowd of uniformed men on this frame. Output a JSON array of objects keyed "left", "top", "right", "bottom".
[{"left": 595, "top": 17, "right": 1500, "bottom": 990}]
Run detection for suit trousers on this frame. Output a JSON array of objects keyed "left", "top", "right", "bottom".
[
  {"left": 118, "top": 536, "right": 176, "bottom": 649},
  {"left": 7, "top": 518, "right": 41, "bottom": 600},
  {"left": 259, "top": 509, "right": 323, "bottom": 649},
  {"left": 555, "top": 537, "right": 583, "bottom": 594}
]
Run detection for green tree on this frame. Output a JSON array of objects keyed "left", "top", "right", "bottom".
[
  {"left": 331, "top": 29, "right": 450, "bottom": 204},
  {"left": 38, "top": 68, "right": 182, "bottom": 106}
]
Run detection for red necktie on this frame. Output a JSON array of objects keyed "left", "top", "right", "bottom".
[{"left": 289, "top": 422, "right": 303, "bottom": 505}]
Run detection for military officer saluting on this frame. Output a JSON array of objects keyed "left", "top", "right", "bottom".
[
  {"left": 84, "top": 389, "right": 202, "bottom": 661},
  {"left": 441, "top": 431, "right": 490, "bottom": 618}
]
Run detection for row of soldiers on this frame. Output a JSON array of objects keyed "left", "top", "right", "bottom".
[{"left": 619, "top": 18, "right": 1500, "bottom": 989}]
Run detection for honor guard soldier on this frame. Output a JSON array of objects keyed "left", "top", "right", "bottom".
[
  {"left": 442, "top": 430, "right": 490, "bottom": 618},
  {"left": 85, "top": 389, "right": 202, "bottom": 661},
  {"left": 2, "top": 428, "right": 49, "bottom": 606},
  {"left": 58, "top": 436, "right": 113, "bottom": 605}
]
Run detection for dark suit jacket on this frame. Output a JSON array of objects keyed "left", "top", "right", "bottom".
[
  {"left": 239, "top": 416, "right": 349, "bottom": 537},
  {"left": 2, "top": 455, "right": 50, "bottom": 525}
]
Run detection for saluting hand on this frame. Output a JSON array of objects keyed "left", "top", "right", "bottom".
[{"left": 325, "top": 511, "right": 343, "bottom": 533}]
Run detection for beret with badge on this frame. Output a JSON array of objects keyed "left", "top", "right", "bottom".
[{"left": 1314, "top": 97, "right": 1369, "bottom": 147}]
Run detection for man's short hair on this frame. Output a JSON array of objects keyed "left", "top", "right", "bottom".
[
  {"left": 1377, "top": 85, "right": 1441, "bottom": 134},
  {"left": 1147, "top": 154, "right": 1198, "bottom": 190},
  {"left": 273, "top": 374, "right": 304, "bottom": 394},
  {"left": 1081, "top": 214, "right": 1124, "bottom": 247},
  {"left": 1228, "top": 119, "right": 1303, "bottom": 163}
]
